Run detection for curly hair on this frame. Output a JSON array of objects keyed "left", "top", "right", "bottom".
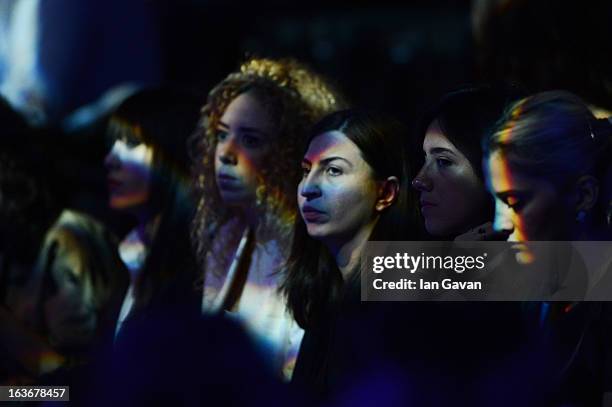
[{"left": 190, "top": 57, "right": 345, "bottom": 273}]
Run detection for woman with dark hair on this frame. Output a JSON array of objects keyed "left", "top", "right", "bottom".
[
  {"left": 284, "top": 109, "right": 420, "bottom": 399},
  {"left": 412, "top": 85, "right": 523, "bottom": 240},
  {"left": 191, "top": 57, "right": 344, "bottom": 379},
  {"left": 104, "top": 88, "right": 201, "bottom": 338}
]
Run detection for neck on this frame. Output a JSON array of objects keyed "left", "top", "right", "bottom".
[
  {"left": 135, "top": 213, "right": 161, "bottom": 247},
  {"left": 234, "top": 204, "right": 264, "bottom": 241},
  {"left": 327, "top": 220, "right": 378, "bottom": 280}
]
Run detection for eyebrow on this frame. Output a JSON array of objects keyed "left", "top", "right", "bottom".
[
  {"left": 217, "top": 120, "right": 270, "bottom": 137},
  {"left": 302, "top": 156, "right": 353, "bottom": 168},
  {"left": 495, "top": 190, "right": 528, "bottom": 200},
  {"left": 426, "top": 147, "right": 458, "bottom": 156}
]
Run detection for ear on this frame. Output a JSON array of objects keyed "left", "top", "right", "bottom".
[
  {"left": 375, "top": 176, "right": 400, "bottom": 212},
  {"left": 574, "top": 175, "right": 599, "bottom": 213}
]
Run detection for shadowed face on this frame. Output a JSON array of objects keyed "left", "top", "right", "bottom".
[
  {"left": 298, "top": 130, "right": 380, "bottom": 247},
  {"left": 43, "top": 232, "right": 97, "bottom": 350},
  {"left": 486, "top": 150, "right": 574, "bottom": 242},
  {"left": 412, "top": 120, "right": 490, "bottom": 237},
  {"left": 104, "top": 138, "right": 154, "bottom": 211},
  {"left": 214, "top": 92, "right": 277, "bottom": 208}
]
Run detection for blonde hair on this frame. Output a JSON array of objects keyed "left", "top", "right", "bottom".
[{"left": 488, "top": 90, "right": 608, "bottom": 183}]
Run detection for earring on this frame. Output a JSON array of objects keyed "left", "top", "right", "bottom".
[{"left": 576, "top": 210, "right": 586, "bottom": 223}]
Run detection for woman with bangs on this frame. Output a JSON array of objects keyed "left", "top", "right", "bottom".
[
  {"left": 103, "top": 88, "right": 201, "bottom": 339},
  {"left": 191, "top": 57, "right": 344, "bottom": 379}
]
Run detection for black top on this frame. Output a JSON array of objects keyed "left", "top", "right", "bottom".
[{"left": 293, "top": 275, "right": 606, "bottom": 405}]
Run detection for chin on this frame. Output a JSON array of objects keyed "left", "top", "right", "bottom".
[
  {"left": 109, "top": 194, "right": 148, "bottom": 211},
  {"left": 109, "top": 197, "right": 128, "bottom": 210},
  {"left": 219, "top": 194, "right": 250, "bottom": 208},
  {"left": 305, "top": 224, "right": 329, "bottom": 241},
  {"left": 424, "top": 220, "right": 448, "bottom": 237}
]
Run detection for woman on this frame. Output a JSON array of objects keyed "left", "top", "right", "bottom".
[
  {"left": 485, "top": 90, "right": 612, "bottom": 404},
  {"left": 412, "top": 85, "right": 522, "bottom": 240},
  {"left": 191, "top": 57, "right": 344, "bottom": 379},
  {"left": 284, "top": 109, "right": 419, "bottom": 399},
  {"left": 406, "top": 86, "right": 565, "bottom": 404},
  {"left": 486, "top": 91, "right": 610, "bottom": 242},
  {"left": 104, "top": 88, "right": 201, "bottom": 338}
]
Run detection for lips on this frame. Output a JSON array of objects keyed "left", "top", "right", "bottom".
[
  {"left": 216, "top": 172, "right": 242, "bottom": 190},
  {"left": 420, "top": 199, "right": 436, "bottom": 208},
  {"left": 420, "top": 199, "right": 437, "bottom": 214},
  {"left": 217, "top": 173, "right": 237, "bottom": 181},
  {"left": 301, "top": 205, "right": 327, "bottom": 223}
]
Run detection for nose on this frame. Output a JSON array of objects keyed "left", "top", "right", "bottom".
[
  {"left": 493, "top": 199, "right": 515, "bottom": 234},
  {"left": 411, "top": 166, "right": 432, "bottom": 192},
  {"left": 300, "top": 173, "right": 322, "bottom": 200},
  {"left": 218, "top": 138, "right": 238, "bottom": 166}
]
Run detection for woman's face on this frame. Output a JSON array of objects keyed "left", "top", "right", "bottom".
[
  {"left": 298, "top": 130, "right": 380, "bottom": 247},
  {"left": 412, "top": 120, "right": 490, "bottom": 237},
  {"left": 104, "top": 138, "right": 154, "bottom": 211},
  {"left": 44, "top": 233, "right": 97, "bottom": 350},
  {"left": 214, "top": 92, "right": 277, "bottom": 209},
  {"left": 487, "top": 150, "right": 574, "bottom": 241}
]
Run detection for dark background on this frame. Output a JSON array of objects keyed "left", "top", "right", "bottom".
[{"left": 10, "top": 0, "right": 612, "bottom": 235}]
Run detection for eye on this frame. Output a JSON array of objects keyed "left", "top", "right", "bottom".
[
  {"left": 124, "top": 138, "right": 140, "bottom": 148},
  {"left": 301, "top": 165, "right": 311, "bottom": 178},
  {"left": 117, "top": 136, "right": 140, "bottom": 149},
  {"left": 436, "top": 157, "right": 452, "bottom": 168},
  {"left": 216, "top": 130, "right": 228, "bottom": 142},
  {"left": 242, "top": 134, "right": 262, "bottom": 148},
  {"left": 504, "top": 195, "right": 524, "bottom": 211},
  {"left": 326, "top": 166, "right": 343, "bottom": 177}
]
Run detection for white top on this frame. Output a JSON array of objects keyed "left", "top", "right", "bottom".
[
  {"left": 114, "top": 228, "right": 148, "bottom": 340},
  {"left": 202, "top": 221, "right": 304, "bottom": 381}
]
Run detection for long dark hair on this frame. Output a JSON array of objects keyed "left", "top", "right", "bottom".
[
  {"left": 107, "top": 88, "right": 202, "bottom": 309},
  {"left": 417, "top": 84, "right": 524, "bottom": 224},
  {"left": 283, "top": 109, "right": 420, "bottom": 330}
]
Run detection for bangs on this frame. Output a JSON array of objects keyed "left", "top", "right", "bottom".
[{"left": 107, "top": 116, "right": 146, "bottom": 146}]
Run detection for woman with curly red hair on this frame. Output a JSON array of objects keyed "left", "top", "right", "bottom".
[{"left": 190, "top": 57, "right": 345, "bottom": 379}]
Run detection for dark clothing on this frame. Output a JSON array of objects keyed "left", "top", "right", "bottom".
[{"left": 294, "top": 276, "right": 607, "bottom": 405}]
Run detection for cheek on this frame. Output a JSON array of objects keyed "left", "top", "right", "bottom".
[
  {"left": 297, "top": 180, "right": 306, "bottom": 203},
  {"left": 522, "top": 197, "right": 568, "bottom": 239},
  {"left": 244, "top": 149, "right": 270, "bottom": 175},
  {"left": 441, "top": 172, "right": 483, "bottom": 211},
  {"left": 328, "top": 181, "right": 377, "bottom": 220}
]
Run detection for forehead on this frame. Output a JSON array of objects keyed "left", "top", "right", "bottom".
[
  {"left": 112, "top": 140, "right": 153, "bottom": 162},
  {"left": 486, "top": 150, "right": 510, "bottom": 191},
  {"left": 487, "top": 150, "right": 544, "bottom": 192},
  {"left": 304, "top": 130, "right": 362, "bottom": 162},
  {"left": 422, "top": 120, "right": 457, "bottom": 152},
  {"left": 220, "top": 92, "right": 275, "bottom": 131}
]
